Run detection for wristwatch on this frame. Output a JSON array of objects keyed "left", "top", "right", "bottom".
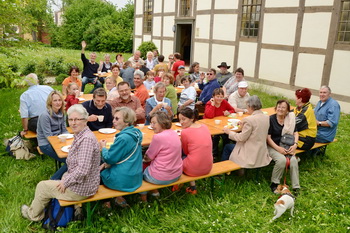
[{"left": 318, "top": 121, "right": 322, "bottom": 126}]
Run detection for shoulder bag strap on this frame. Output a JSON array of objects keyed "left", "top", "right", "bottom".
[{"left": 116, "top": 131, "right": 140, "bottom": 165}]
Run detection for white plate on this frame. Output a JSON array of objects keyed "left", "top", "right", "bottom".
[
  {"left": 174, "top": 130, "right": 181, "bottom": 135},
  {"left": 175, "top": 123, "right": 182, "bottom": 127},
  {"left": 229, "top": 126, "right": 239, "bottom": 131},
  {"left": 61, "top": 145, "right": 71, "bottom": 153},
  {"left": 148, "top": 126, "right": 153, "bottom": 130},
  {"left": 58, "top": 133, "right": 74, "bottom": 139},
  {"left": 177, "top": 85, "right": 185, "bottom": 89},
  {"left": 78, "top": 98, "right": 85, "bottom": 101},
  {"left": 98, "top": 128, "right": 117, "bottom": 134},
  {"left": 228, "top": 119, "right": 240, "bottom": 124}
]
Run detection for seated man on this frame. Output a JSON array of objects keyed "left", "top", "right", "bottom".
[
  {"left": 108, "top": 82, "right": 145, "bottom": 123},
  {"left": 228, "top": 81, "right": 250, "bottom": 113},
  {"left": 133, "top": 70, "right": 150, "bottom": 109},
  {"left": 82, "top": 88, "right": 113, "bottom": 131},
  {"left": 314, "top": 86, "right": 340, "bottom": 143},
  {"left": 128, "top": 50, "right": 144, "bottom": 67},
  {"left": 20, "top": 73, "right": 53, "bottom": 135},
  {"left": 81, "top": 41, "right": 102, "bottom": 93},
  {"left": 216, "top": 62, "right": 232, "bottom": 87},
  {"left": 195, "top": 68, "right": 220, "bottom": 112}
]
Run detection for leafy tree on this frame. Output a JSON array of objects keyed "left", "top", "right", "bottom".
[{"left": 137, "top": 41, "right": 157, "bottom": 59}]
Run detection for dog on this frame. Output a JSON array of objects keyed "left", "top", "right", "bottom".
[{"left": 272, "top": 184, "right": 295, "bottom": 221}]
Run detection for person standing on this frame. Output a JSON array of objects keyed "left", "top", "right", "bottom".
[
  {"left": 171, "top": 52, "right": 185, "bottom": 78},
  {"left": 314, "top": 86, "right": 340, "bottom": 143},
  {"left": 20, "top": 73, "right": 53, "bottom": 135},
  {"left": 81, "top": 41, "right": 102, "bottom": 93}
]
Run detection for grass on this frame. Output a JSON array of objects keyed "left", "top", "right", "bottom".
[{"left": 0, "top": 85, "right": 349, "bottom": 232}]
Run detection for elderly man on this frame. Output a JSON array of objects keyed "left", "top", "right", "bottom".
[
  {"left": 128, "top": 50, "right": 144, "bottom": 67},
  {"left": 216, "top": 62, "right": 233, "bottom": 86},
  {"left": 19, "top": 73, "right": 54, "bottom": 136},
  {"left": 195, "top": 69, "right": 220, "bottom": 107},
  {"left": 171, "top": 52, "right": 185, "bottom": 78},
  {"left": 81, "top": 41, "right": 102, "bottom": 93},
  {"left": 133, "top": 70, "right": 150, "bottom": 109},
  {"left": 108, "top": 82, "right": 145, "bottom": 123},
  {"left": 228, "top": 81, "right": 250, "bottom": 113},
  {"left": 82, "top": 88, "right": 113, "bottom": 131},
  {"left": 314, "top": 86, "right": 340, "bottom": 143}
]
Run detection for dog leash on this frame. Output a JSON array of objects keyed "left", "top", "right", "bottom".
[{"left": 283, "top": 156, "right": 291, "bottom": 185}]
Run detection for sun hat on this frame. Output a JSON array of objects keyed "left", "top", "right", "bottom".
[{"left": 217, "top": 62, "right": 231, "bottom": 69}]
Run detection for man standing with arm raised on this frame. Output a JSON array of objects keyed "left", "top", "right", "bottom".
[{"left": 81, "top": 41, "right": 102, "bottom": 93}]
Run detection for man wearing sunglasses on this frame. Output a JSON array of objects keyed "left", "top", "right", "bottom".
[{"left": 195, "top": 69, "right": 220, "bottom": 111}]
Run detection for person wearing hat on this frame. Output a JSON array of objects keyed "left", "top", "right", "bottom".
[
  {"left": 175, "top": 65, "right": 186, "bottom": 86},
  {"left": 223, "top": 67, "right": 245, "bottom": 99},
  {"left": 228, "top": 81, "right": 250, "bottom": 113},
  {"left": 216, "top": 62, "right": 233, "bottom": 86},
  {"left": 294, "top": 88, "right": 317, "bottom": 150},
  {"left": 19, "top": 73, "right": 54, "bottom": 136}
]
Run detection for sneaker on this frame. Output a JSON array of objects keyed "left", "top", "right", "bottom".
[
  {"left": 171, "top": 184, "right": 183, "bottom": 192},
  {"left": 21, "top": 205, "right": 30, "bottom": 220},
  {"left": 186, "top": 187, "right": 197, "bottom": 195},
  {"left": 74, "top": 206, "right": 84, "bottom": 221},
  {"left": 293, "top": 188, "right": 300, "bottom": 197},
  {"left": 270, "top": 183, "right": 278, "bottom": 193},
  {"left": 114, "top": 197, "right": 130, "bottom": 208}
]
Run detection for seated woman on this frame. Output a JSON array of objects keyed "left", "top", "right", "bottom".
[
  {"left": 21, "top": 104, "right": 100, "bottom": 222},
  {"left": 109, "top": 64, "right": 123, "bottom": 85},
  {"left": 222, "top": 96, "right": 271, "bottom": 172},
  {"left": 222, "top": 67, "right": 245, "bottom": 99},
  {"left": 114, "top": 53, "right": 124, "bottom": 68},
  {"left": 267, "top": 100, "right": 300, "bottom": 194},
  {"left": 98, "top": 53, "right": 113, "bottom": 73},
  {"left": 105, "top": 77, "right": 119, "bottom": 101},
  {"left": 178, "top": 108, "right": 213, "bottom": 194},
  {"left": 188, "top": 62, "right": 202, "bottom": 83},
  {"left": 37, "top": 90, "right": 69, "bottom": 180},
  {"left": 204, "top": 88, "right": 235, "bottom": 158},
  {"left": 294, "top": 88, "right": 317, "bottom": 150},
  {"left": 178, "top": 76, "right": 197, "bottom": 111},
  {"left": 100, "top": 107, "right": 143, "bottom": 207},
  {"left": 62, "top": 66, "right": 82, "bottom": 95},
  {"left": 162, "top": 72, "right": 178, "bottom": 115},
  {"left": 141, "top": 112, "right": 183, "bottom": 202},
  {"left": 145, "top": 82, "right": 173, "bottom": 125}
]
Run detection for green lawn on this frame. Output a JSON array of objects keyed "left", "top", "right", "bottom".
[{"left": 0, "top": 85, "right": 349, "bottom": 232}]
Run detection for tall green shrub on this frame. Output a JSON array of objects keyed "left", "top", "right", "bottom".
[{"left": 137, "top": 41, "right": 158, "bottom": 59}]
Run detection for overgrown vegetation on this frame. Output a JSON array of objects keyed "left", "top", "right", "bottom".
[
  {"left": 0, "top": 87, "right": 349, "bottom": 232},
  {"left": 137, "top": 41, "right": 158, "bottom": 59}
]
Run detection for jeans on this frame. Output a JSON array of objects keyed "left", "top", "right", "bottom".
[
  {"left": 39, "top": 144, "right": 67, "bottom": 180},
  {"left": 221, "top": 143, "right": 236, "bottom": 161},
  {"left": 82, "top": 76, "right": 102, "bottom": 93}
]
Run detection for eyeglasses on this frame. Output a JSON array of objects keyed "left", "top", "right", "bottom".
[
  {"left": 207, "top": 73, "right": 214, "bottom": 76},
  {"left": 114, "top": 117, "right": 119, "bottom": 121},
  {"left": 68, "top": 118, "right": 85, "bottom": 122},
  {"left": 168, "top": 57, "right": 174, "bottom": 60}
]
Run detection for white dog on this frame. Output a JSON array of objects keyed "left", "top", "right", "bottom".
[{"left": 272, "top": 185, "right": 295, "bottom": 221}]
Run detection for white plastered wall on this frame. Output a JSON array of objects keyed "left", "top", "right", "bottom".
[
  {"left": 305, "top": 0, "right": 334, "bottom": 6},
  {"left": 195, "top": 15, "right": 211, "bottom": 39},
  {"left": 134, "top": 38, "right": 142, "bottom": 52},
  {"left": 143, "top": 35, "right": 151, "bottom": 42},
  {"left": 237, "top": 42, "right": 257, "bottom": 78},
  {"left": 329, "top": 50, "right": 350, "bottom": 97},
  {"left": 164, "top": 0, "right": 176, "bottom": 12},
  {"left": 300, "top": 13, "right": 331, "bottom": 49},
  {"left": 196, "top": 0, "right": 212, "bottom": 10},
  {"left": 211, "top": 44, "right": 235, "bottom": 71},
  {"left": 163, "top": 16, "right": 175, "bottom": 37},
  {"left": 215, "top": 0, "right": 238, "bottom": 9},
  {"left": 262, "top": 13, "right": 297, "bottom": 46},
  {"left": 212, "top": 14, "right": 236, "bottom": 41},
  {"left": 152, "top": 16, "right": 161, "bottom": 37},
  {"left": 154, "top": 0, "right": 162, "bottom": 13},
  {"left": 259, "top": 49, "right": 293, "bottom": 84},
  {"left": 265, "top": 0, "right": 298, "bottom": 7},
  {"left": 295, "top": 53, "right": 324, "bottom": 90},
  {"left": 134, "top": 18, "right": 143, "bottom": 36},
  {"left": 193, "top": 42, "right": 209, "bottom": 68},
  {"left": 162, "top": 40, "right": 174, "bottom": 61},
  {"left": 135, "top": 0, "right": 143, "bottom": 15},
  {"left": 153, "top": 39, "right": 161, "bottom": 52}
]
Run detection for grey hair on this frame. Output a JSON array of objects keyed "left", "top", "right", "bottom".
[
  {"left": 67, "top": 104, "right": 89, "bottom": 120},
  {"left": 153, "top": 82, "right": 166, "bottom": 93},
  {"left": 134, "top": 70, "right": 145, "bottom": 79},
  {"left": 24, "top": 73, "right": 39, "bottom": 86},
  {"left": 246, "top": 95, "right": 262, "bottom": 111},
  {"left": 146, "top": 51, "right": 154, "bottom": 58},
  {"left": 320, "top": 85, "right": 331, "bottom": 93},
  {"left": 114, "top": 107, "right": 136, "bottom": 126}
]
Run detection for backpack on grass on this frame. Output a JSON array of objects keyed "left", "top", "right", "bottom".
[
  {"left": 5, "top": 133, "right": 35, "bottom": 160},
  {"left": 42, "top": 199, "right": 74, "bottom": 231}
]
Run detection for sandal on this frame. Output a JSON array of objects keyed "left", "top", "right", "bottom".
[{"left": 171, "top": 184, "right": 184, "bottom": 192}]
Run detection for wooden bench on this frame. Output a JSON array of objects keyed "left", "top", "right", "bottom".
[
  {"left": 59, "top": 160, "right": 241, "bottom": 225},
  {"left": 24, "top": 130, "right": 37, "bottom": 139},
  {"left": 295, "top": 139, "right": 337, "bottom": 156}
]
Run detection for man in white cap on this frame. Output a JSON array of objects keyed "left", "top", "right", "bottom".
[
  {"left": 228, "top": 81, "right": 250, "bottom": 113},
  {"left": 20, "top": 73, "right": 54, "bottom": 136}
]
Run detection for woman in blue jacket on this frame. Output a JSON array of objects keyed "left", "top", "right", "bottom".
[{"left": 100, "top": 107, "right": 143, "bottom": 208}]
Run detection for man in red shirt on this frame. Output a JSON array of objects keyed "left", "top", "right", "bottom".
[{"left": 171, "top": 52, "right": 185, "bottom": 78}]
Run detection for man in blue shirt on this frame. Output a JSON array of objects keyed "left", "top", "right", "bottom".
[
  {"left": 195, "top": 68, "right": 220, "bottom": 110},
  {"left": 314, "top": 86, "right": 340, "bottom": 143},
  {"left": 20, "top": 73, "right": 53, "bottom": 136}
]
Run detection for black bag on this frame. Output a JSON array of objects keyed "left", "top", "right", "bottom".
[
  {"left": 42, "top": 199, "right": 74, "bottom": 231},
  {"left": 280, "top": 134, "right": 295, "bottom": 150}
]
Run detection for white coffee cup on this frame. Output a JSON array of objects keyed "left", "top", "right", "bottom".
[
  {"left": 137, "top": 124, "right": 144, "bottom": 130},
  {"left": 163, "top": 102, "right": 168, "bottom": 108},
  {"left": 238, "top": 112, "right": 243, "bottom": 117},
  {"left": 98, "top": 71, "right": 102, "bottom": 74},
  {"left": 80, "top": 92, "right": 84, "bottom": 96},
  {"left": 107, "top": 69, "right": 111, "bottom": 73},
  {"left": 58, "top": 135, "right": 67, "bottom": 143},
  {"left": 97, "top": 115, "right": 104, "bottom": 122},
  {"left": 215, "top": 120, "right": 222, "bottom": 125}
]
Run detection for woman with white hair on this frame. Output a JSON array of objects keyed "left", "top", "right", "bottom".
[
  {"left": 21, "top": 104, "right": 100, "bottom": 222},
  {"left": 145, "top": 51, "right": 155, "bottom": 70},
  {"left": 98, "top": 54, "right": 113, "bottom": 73},
  {"left": 222, "top": 96, "right": 271, "bottom": 172}
]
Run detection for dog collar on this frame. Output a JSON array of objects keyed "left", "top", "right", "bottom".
[{"left": 280, "top": 193, "right": 295, "bottom": 200}]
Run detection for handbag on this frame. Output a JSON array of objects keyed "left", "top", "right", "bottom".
[
  {"left": 5, "top": 133, "right": 35, "bottom": 160},
  {"left": 280, "top": 134, "right": 295, "bottom": 150}
]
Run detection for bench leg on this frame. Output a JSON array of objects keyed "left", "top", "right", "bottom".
[
  {"left": 210, "top": 174, "right": 226, "bottom": 195},
  {"left": 85, "top": 201, "right": 100, "bottom": 226}
]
